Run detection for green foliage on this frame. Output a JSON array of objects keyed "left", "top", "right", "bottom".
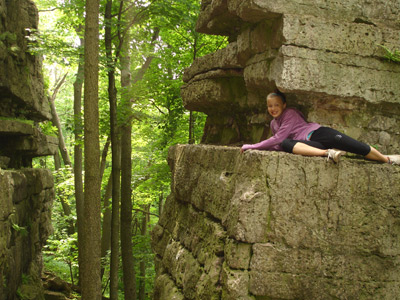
[
  {"left": 43, "top": 255, "right": 72, "bottom": 282},
  {"left": 11, "top": 223, "right": 29, "bottom": 237},
  {"left": 39, "top": 120, "right": 58, "bottom": 136},
  {"left": 44, "top": 168, "right": 78, "bottom": 283},
  {"left": 380, "top": 45, "right": 400, "bottom": 63}
]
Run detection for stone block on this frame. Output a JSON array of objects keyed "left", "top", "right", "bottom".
[
  {"left": 194, "top": 256, "right": 223, "bottom": 299},
  {"left": 198, "top": 0, "right": 400, "bottom": 35},
  {"left": 221, "top": 263, "right": 253, "bottom": 300},
  {"left": 0, "top": 119, "right": 35, "bottom": 136},
  {"left": 163, "top": 240, "right": 202, "bottom": 299},
  {"left": 153, "top": 273, "right": 185, "bottom": 300},
  {"left": 224, "top": 238, "right": 251, "bottom": 270},
  {"left": 281, "top": 14, "right": 399, "bottom": 58},
  {"left": 0, "top": 170, "right": 14, "bottom": 220},
  {"left": 272, "top": 46, "right": 400, "bottom": 105},
  {"left": 181, "top": 77, "right": 247, "bottom": 114},
  {"left": 182, "top": 42, "right": 242, "bottom": 83},
  {"left": 174, "top": 204, "right": 226, "bottom": 264},
  {"left": 249, "top": 243, "right": 400, "bottom": 299},
  {"left": 169, "top": 144, "right": 238, "bottom": 220}
]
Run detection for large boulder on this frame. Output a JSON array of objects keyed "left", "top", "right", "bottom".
[{"left": 152, "top": 144, "right": 400, "bottom": 299}]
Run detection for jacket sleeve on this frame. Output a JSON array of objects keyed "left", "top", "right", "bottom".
[{"left": 241, "top": 110, "right": 297, "bottom": 151}]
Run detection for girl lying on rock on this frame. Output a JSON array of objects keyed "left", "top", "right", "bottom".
[{"left": 240, "top": 90, "right": 400, "bottom": 165}]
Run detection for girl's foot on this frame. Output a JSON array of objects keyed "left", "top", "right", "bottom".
[
  {"left": 387, "top": 155, "right": 400, "bottom": 165},
  {"left": 326, "top": 149, "right": 345, "bottom": 163}
]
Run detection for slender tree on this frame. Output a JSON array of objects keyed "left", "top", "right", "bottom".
[
  {"left": 138, "top": 205, "right": 149, "bottom": 300},
  {"left": 80, "top": 0, "right": 101, "bottom": 298},
  {"left": 104, "top": 0, "right": 121, "bottom": 298},
  {"left": 74, "top": 32, "right": 85, "bottom": 286},
  {"left": 49, "top": 72, "right": 72, "bottom": 166},
  {"left": 119, "top": 4, "right": 136, "bottom": 297}
]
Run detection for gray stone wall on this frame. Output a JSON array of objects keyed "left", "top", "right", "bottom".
[
  {"left": 152, "top": 144, "right": 400, "bottom": 299},
  {"left": 182, "top": 0, "right": 400, "bottom": 155}
]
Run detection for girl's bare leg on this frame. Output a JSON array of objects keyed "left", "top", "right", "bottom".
[
  {"left": 294, "top": 143, "right": 389, "bottom": 163},
  {"left": 292, "top": 142, "right": 328, "bottom": 156},
  {"left": 365, "top": 146, "right": 389, "bottom": 163}
]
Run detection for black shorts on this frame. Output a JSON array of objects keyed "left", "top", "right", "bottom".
[{"left": 281, "top": 127, "right": 371, "bottom": 156}]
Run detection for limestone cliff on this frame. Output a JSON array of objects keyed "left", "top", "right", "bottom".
[
  {"left": 153, "top": 0, "right": 400, "bottom": 299},
  {"left": 0, "top": 0, "right": 56, "bottom": 299},
  {"left": 152, "top": 145, "right": 400, "bottom": 299}
]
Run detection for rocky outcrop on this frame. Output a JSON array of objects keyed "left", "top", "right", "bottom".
[
  {"left": 0, "top": 0, "right": 51, "bottom": 121},
  {"left": 0, "top": 0, "right": 56, "bottom": 299},
  {"left": 181, "top": 0, "right": 400, "bottom": 155},
  {"left": 152, "top": 144, "right": 400, "bottom": 299}
]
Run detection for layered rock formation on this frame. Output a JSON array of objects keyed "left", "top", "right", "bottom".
[
  {"left": 153, "top": 0, "right": 400, "bottom": 299},
  {"left": 0, "top": 0, "right": 56, "bottom": 299},
  {"left": 152, "top": 145, "right": 400, "bottom": 299},
  {"left": 0, "top": 169, "right": 54, "bottom": 300},
  {"left": 181, "top": 0, "right": 400, "bottom": 155}
]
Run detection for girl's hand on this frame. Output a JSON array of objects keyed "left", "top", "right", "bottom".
[{"left": 240, "top": 145, "right": 250, "bottom": 153}]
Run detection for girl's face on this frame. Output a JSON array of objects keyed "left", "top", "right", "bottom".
[{"left": 267, "top": 96, "right": 286, "bottom": 118}]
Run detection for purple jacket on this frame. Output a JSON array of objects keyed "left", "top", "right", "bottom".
[{"left": 242, "top": 108, "right": 321, "bottom": 151}]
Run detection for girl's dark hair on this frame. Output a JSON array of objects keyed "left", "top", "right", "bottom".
[{"left": 267, "top": 89, "right": 286, "bottom": 104}]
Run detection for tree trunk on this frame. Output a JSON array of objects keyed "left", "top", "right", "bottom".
[
  {"left": 54, "top": 151, "right": 61, "bottom": 170},
  {"left": 158, "top": 192, "right": 163, "bottom": 217},
  {"left": 100, "top": 135, "right": 111, "bottom": 180},
  {"left": 138, "top": 205, "right": 149, "bottom": 300},
  {"left": 74, "top": 32, "right": 85, "bottom": 287},
  {"left": 49, "top": 72, "right": 71, "bottom": 167},
  {"left": 188, "top": 111, "right": 194, "bottom": 144},
  {"left": 49, "top": 72, "right": 74, "bottom": 233},
  {"left": 120, "top": 24, "right": 136, "bottom": 297},
  {"left": 105, "top": 1, "right": 120, "bottom": 299},
  {"left": 188, "top": 39, "right": 199, "bottom": 145},
  {"left": 80, "top": 0, "right": 102, "bottom": 298},
  {"left": 100, "top": 174, "right": 113, "bottom": 279}
]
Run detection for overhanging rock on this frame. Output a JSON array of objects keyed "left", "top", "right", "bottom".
[
  {"left": 152, "top": 144, "right": 400, "bottom": 299},
  {"left": 181, "top": 0, "right": 400, "bottom": 154}
]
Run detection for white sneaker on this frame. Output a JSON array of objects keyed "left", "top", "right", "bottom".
[
  {"left": 387, "top": 155, "right": 400, "bottom": 165},
  {"left": 326, "top": 149, "right": 345, "bottom": 163}
]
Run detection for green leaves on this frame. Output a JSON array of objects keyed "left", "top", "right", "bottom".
[{"left": 380, "top": 45, "right": 400, "bottom": 63}]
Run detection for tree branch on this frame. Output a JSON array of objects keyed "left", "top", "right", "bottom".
[
  {"left": 133, "top": 208, "right": 159, "bottom": 218},
  {"left": 50, "top": 72, "right": 69, "bottom": 102}
]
